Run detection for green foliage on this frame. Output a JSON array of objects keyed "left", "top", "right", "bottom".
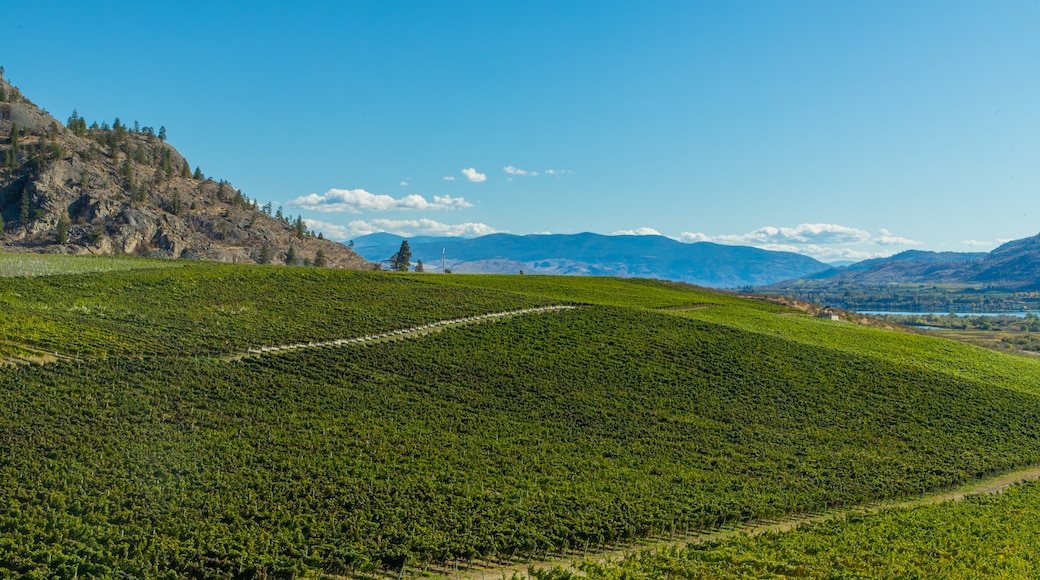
[
  {"left": 572, "top": 481, "right": 1040, "bottom": 579},
  {"left": 294, "top": 215, "right": 306, "bottom": 237},
  {"left": 389, "top": 240, "right": 411, "bottom": 271},
  {"left": 66, "top": 109, "right": 88, "bottom": 136},
  {"left": 56, "top": 215, "right": 69, "bottom": 245},
  {"left": 284, "top": 245, "right": 297, "bottom": 266},
  {"left": 160, "top": 146, "right": 172, "bottom": 175},
  {"left": 258, "top": 243, "right": 271, "bottom": 265},
  {"left": 193, "top": 166, "right": 203, "bottom": 179},
  {"left": 415, "top": 258, "right": 423, "bottom": 272},
  {"left": 18, "top": 191, "right": 29, "bottom": 223},
  {"left": 166, "top": 191, "right": 182, "bottom": 215},
  {"left": 1, "top": 267, "right": 1040, "bottom": 576},
  {"left": 314, "top": 249, "right": 327, "bottom": 267}
]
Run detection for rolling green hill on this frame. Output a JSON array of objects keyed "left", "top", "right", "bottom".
[{"left": 2, "top": 258, "right": 1040, "bottom": 577}]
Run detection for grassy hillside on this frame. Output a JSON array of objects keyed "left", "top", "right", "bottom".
[{"left": 2, "top": 262, "right": 1040, "bottom": 577}]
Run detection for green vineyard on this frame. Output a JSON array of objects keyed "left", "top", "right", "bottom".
[
  {"left": 2, "top": 257, "right": 1040, "bottom": 577},
  {"left": 556, "top": 479, "right": 1040, "bottom": 579}
]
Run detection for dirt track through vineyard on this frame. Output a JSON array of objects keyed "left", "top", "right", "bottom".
[
  {"left": 440, "top": 463, "right": 1040, "bottom": 580},
  {"left": 226, "top": 305, "right": 577, "bottom": 361}
]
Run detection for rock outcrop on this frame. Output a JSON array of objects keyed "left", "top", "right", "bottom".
[{"left": 0, "top": 72, "right": 368, "bottom": 269}]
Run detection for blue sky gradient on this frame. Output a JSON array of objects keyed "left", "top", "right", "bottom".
[{"left": 5, "top": 1, "right": 1039, "bottom": 261}]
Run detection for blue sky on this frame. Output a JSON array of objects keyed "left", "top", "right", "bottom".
[{"left": 5, "top": 1, "right": 1039, "bottom": 262}]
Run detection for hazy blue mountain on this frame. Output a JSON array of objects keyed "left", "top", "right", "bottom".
[
  {"left": 771, "top": 234, "right": 1040, "bottom": 288},
  {"left": 352, "top": 232, "right": 831, "bottom": 287},
  {"left": 799, "top": 250, "right": 989, "bottom": 282}
]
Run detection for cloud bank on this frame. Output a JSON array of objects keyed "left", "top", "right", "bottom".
[
  {"left": 676, "top": 223, "right": 922, "bottom": 261},
  {"left": 290, "top": 189, "right": 472, "bottom": 213},
  {"left": 343, "top": 218, "right": 501, "bottom": 239},
  {"left": 613, "top": 227, "right": 662, "bottom": 236},
  {"left": 678, "top": 223, "right": 872, "bottom": 246}
]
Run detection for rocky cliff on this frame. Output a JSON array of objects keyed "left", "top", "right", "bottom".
[{"left": 0, "top": 72, "right": 368, "bottom": 269}]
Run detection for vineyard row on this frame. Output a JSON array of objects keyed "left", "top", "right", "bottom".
[{"left": 238, "top": 305, "right": 577, "bottom": 358}]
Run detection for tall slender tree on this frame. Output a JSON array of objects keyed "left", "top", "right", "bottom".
[
  {"left": 56, "top": 215, "right": 69, "bottom": 245},
  {"left": 389, "top": 240, "right": 412, "bottom": 272}
]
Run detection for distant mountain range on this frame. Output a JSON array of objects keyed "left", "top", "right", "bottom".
[
  {"left": 768, "top": 233, "right": 1040, "bottom": 289},
  {"left": 352, "top": 232, "right": 831, "bottom": 288}
]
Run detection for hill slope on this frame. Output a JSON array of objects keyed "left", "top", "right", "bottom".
[
  {"left": 0, "top": 73, "right": 367, "bottom": 268},
  {"left": 3, "top": 259, "right": 1040, "bottom": 576},
  {"left": 353, "top": 231, "right": 832, "bottom": 287}
]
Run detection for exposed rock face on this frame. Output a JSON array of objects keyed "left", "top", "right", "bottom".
[{"left": 0, "top": 74, "right": 368, "bottom": 269}]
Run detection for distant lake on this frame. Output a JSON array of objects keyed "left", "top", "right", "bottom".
[{"left": 858, "top": 311, "right": 1031, "bottom": 318}]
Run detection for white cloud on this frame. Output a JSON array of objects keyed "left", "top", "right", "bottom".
[
  {"left": 875, "top": 228, "right": 922, "bottom": 246},
  {"left": 678, "top": 223, "right": 871, "bottom": 246},
  {"left": 754, "top": 243, "right": 881, "bottom": 261},
  {"left": 443, "top": 176, "right": 456, "bottom": 181},
  {"left": 303, "top": 219, "right": 350, "bottom": 241},
  {"left": 461, "top": 167, "right": 487, "bottom": 183},
  {"left": 289, "top": 188, "right": 472, "bottom": 213},
  {"left": 400, "top": 181, "right": 408, "bottom": 186},
  {"left": 503, "top": 165, "right": 539, "bottom": 177},
  {"left": 674, "top": 223, "right": 925, "bottom": 261},
  {"left": 612, "top": 227, "right": 662, "bottom": 236},
  {"left": 503, "top": 166, "right": 573, "bottom": 177},
  {"left": 346, "top": 218, "right": 502, "bottom": 238},
  {"left": 962, "top": 239, "right": 994, "bottom": 247}
]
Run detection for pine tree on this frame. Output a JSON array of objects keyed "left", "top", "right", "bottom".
[
  {"left": 56, "top": 215, "right": 69, "bottom": 245},
  {"left": 158, "top": 126, "right": 167, "bottom": 143},
  {"left": 285, "top": 246, "right": 297, "bottom": 266},
  {"left": 161, "top": 149, "right": 172, "bottom": 175},
  {"left": 315, "top": 249, "right": 328, "bottom": 267},
  {"left": 389, "top": 240, "right": 411, "bottom": 272},
  {"left": 258, "top": 243, "right": 271, "bottom": 265},
  {"left": 294, "top": 215, "right": 306, "bottom": 237},
  {"left": 19, "top": 194, "right": 29, "bottom": 224},
  {"left": 415, "top": 259, "right": 424, "bottom": 272}
]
